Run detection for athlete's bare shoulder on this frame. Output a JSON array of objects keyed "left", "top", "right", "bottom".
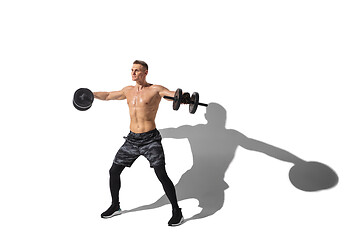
[
  {"left": 150, "top": 84, "right": 170, "bottom": 93},
  {"left": 123, "top": 85, "right": 134, "bottom": 91},
  {"left": 121, "top": 85, "right": 134, "bottom": 95},
  {"left": 149, "top": 84, "right": 175, "bottom": 98}
]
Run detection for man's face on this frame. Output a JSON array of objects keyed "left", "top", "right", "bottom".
[{"left": 131, "top": 64, "right": 148, "bottom": 82}]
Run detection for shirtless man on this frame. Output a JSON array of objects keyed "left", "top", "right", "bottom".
[{"left": 93, "top": 60, "right": 184, "bottom": 226}]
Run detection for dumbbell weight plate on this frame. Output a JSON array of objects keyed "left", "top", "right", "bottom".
[
  {"left": 173, "top": 88, "right": 182, "bottom": 111},
  {"left": 73, "top": 88, "right": 94, "bottom": 111},
  {"left": 189, "top": 92, "right": 199, "bottom": 114}
]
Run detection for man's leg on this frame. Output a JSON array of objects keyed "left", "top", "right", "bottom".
[
  {"left": 109, "top": 163, "right": 125, "bottom": 204},
  {"left": 154, "top": 165, "right": 184, "bottom": 226},
  {"left": 101, "top": 163, "right": 125, "bottom": 218}
]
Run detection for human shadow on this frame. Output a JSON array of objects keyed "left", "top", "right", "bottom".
[{"left": 123, "top": 102, "right": 339, "bottom": 222}]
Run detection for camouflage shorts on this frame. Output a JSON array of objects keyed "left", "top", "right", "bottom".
[{"left": 113, "top": 129, "right": 165, "bottom": 168}]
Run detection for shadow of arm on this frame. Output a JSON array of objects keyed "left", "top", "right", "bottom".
[
  {"left": 238, "top": 133, "right": 304, "bottom": 165},
  {"left": 159, "top": 125, "right": 192, "bottom": 139}
]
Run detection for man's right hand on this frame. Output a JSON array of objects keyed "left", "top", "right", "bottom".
[{"left": 181, "top": 92, "right": 191, "bottom": 104}]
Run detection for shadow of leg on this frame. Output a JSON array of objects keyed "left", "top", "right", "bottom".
[
  {"left": 185, "top": 191, "right": 225, "bottom": 222},
  {"left": 186, "top": 208, "right": 220, "bottom": 222},
  {"left": 123, "top": 194, "right": 169, "bottom": 214}
]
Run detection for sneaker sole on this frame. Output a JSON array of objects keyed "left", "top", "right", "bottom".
[
  {"left": 101, "top": 210, "right": 122, "bottom": 219},
  {"left": 169, "top": 217, "right": 185, "bottom": 227}
]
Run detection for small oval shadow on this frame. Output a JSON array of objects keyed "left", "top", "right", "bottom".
[{"left": 289, "top": 161, "right": 339, "bottom": 191}]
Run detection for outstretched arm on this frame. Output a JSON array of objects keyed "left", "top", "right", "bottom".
[
  {"left": 154, "top": 85, "right": 176, "bottom": 101},
  {"left": 160, "top": 125, "right": 192, "bottom": 139},
  {"left": 93, "top": 86, "right": 130, "bottom": 101},
  {"left": 237, "top": 131, "right": 304, "bottom": 165}
]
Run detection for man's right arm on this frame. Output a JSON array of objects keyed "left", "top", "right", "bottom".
[{"left": 93, "top": 87, "right": 129, "bottom": 101}]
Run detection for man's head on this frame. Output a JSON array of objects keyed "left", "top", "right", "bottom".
[{"left": 132, "top": 60, "right": 148, "bottom": 83}]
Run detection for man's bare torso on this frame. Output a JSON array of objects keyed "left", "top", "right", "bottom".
[
  {"left": 93, "top": 63, "right": 174, "bottom": 133},
  {"left": 124, "top": 84, "right": 162, "bottom": 133}
]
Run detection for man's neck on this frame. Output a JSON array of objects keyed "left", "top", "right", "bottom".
[{"left": 135, "top": 80, "right": 151, "bottom": 90}]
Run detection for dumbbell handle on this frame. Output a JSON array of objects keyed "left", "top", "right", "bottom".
[
  {"left": 163, "top": 96, "right": 208, "bottom": 107},
  {"left": 198, "top": 102, "right": 208, "bottom": 107}
]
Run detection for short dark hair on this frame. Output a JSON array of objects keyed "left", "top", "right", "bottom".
[{"left": 133, "top": 60, "right": 148, "bottom": 71}]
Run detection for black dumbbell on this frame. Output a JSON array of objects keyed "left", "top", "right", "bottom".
[
  {"left": 73, "top": 88, "right": 94, "bottom": 111},
  {"left": 163, "top": 88, "right": 208, "bottom": 114}
]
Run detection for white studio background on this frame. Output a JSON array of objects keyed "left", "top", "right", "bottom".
[{"left": 1, "top": 0, "right": 359, "bottom": 239}]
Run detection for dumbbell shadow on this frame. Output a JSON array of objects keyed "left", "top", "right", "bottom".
[{"left": 124, "top": 102, "right": 338, "bottom": 222}]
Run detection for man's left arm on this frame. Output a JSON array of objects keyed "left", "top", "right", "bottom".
[
  {"left": 157, "top": 86, "right": 190, "bottom": 103},
  {"left": 157, "top": 86, "right": 176, "bottom": 101}
]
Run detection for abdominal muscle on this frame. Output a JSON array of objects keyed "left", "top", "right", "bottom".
[
  {"left": 125, "top": 85, "right": 161, "bottom": 133},
  {"left": 128, "top": 104, "right": 159, "bottom": 133}
]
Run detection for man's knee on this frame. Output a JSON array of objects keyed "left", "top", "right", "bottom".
[
  {"left": 154, "top": 165, "right": 170, "bottom": 182},
  {"left": 109, "top": 163, "right": 125, "bottom": 176}
]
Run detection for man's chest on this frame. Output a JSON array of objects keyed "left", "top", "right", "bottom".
[{"left": 126, "top": 89, "right": 160, "bottom": 107}]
